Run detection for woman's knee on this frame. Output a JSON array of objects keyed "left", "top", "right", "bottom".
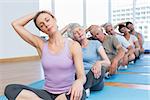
[
  {"left": 90, "top": 80, "right": 104, "bottom": 91},
  {"left": 4, "top": 84, "right": 18, "bottom": 99}
]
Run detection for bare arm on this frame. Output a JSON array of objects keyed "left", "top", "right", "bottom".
[
  {"left": 97, "top": 47, "right": 111, "bottom": 67},
  {"left": 114, "top": 45, "right": 125, "bottom": 61},
  {"left": 60, "top": 25, "right": 69, "bottom": 35},
  {"left": 71, "top": 41, "right": 86, "bottom": 84},
  {"left": 114, "top": 22, "right": 126, "bottom": 29},
  {"left": 134, "top": 41, "right": 140, "bottom": 50},
  {"left": 126, "top": 45, "right": 134, "bottom": 55},
  {"left": 137, "top": 33, "right": 143, "bottom": 49},
  {"left": 11, "top": 12, "right": 44, "bottom": 50},
  {"left": 68, "top": 40, "right": 86, "bottom": 100}
]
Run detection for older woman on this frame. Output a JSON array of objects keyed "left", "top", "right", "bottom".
[
  {"left": 65, "top": 23, "right": 110, "bottom": 96},
  {"left": 4, "top": 11, "right": 86, "bottom": 100}
]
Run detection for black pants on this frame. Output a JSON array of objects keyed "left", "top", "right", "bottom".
[
  {"left": 84, "top": 66, "right": 105, "bottom": 91},
  {"left": 4, "top": 84, "right": 86, "bottom": 100}
]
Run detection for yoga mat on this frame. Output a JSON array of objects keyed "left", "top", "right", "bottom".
[
  {"left": 87, "top": 86, "right": 150, "bottom": 100},
  {"left": 105, "top": 74, "right": 150, "bottom": 85}
]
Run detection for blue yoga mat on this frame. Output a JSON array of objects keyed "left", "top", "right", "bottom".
[
  {"left": 105, "top": 74, "right": 150, "bottom": 85},
  {"left": 133, "top": 62, "right": 150, "bottom": 66},
  {"left": 0, "top": 96, "right": 7, "bottom": 100},
  {"left": 118, "top": 66, "right": 150, "bottom": 73},
  {"left": 29, "top": 80, "right": 44, "bottom": 89},
  {"left": 1, "top": 81, "right": 149, "bottom": 100},
  {"left": 87, "top": 86, "right": 150, "bottom": 100}
]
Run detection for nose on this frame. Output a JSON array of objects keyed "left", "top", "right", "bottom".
[
  {"left": 78, "top": 31, "right": 82, "bottom": 35},
  {"left": 44, "top": 22, "right": 49, "bottom": 28}
]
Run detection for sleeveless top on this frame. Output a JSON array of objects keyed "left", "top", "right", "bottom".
[{"left": 41, "top": 39, "right": 75, "bottom": 94}]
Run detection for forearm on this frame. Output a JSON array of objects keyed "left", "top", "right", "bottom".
[
  {"left": 96, "top": 60, "right": 110, "bottom": 67},
  {"left": 60, "top": 25, "right": 69, "bottom": 35},
  {"left": 135, "top": 43, "right": 140, "bottom": 50},
  {"left": 76, "top": 74, "right": 86, "bottom": 85},
  {"left": 114, "top": 48, "right": 125, "bottom": 61},
  {"left": 126, "top": 47, "right": 134, "bottom": 56},
  {"left": 11, "top": 12, "right": 43, "bottom": 48},
  {"left": 12, "top": 12, "right": 36, "bottom": 26},
  {"left": 114, "top": 22, "right": 126, "bottom": 29}
]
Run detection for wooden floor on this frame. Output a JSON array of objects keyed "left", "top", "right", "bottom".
[
  {"left": 0, "top": 60, "right": 44, "bottom": 95},
  {"left": 0, "top": 58, "right": 150, "bottom": 96}
]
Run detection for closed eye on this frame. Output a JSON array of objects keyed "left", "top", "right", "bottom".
[{"left": 45, "top": 17, "right": 50, "bottom": 22}]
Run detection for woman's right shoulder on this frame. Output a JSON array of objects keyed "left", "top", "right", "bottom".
[
  {"left": 35, "top": 37, "right": 47, "bottom": 51},
  {"left": 65, "top": 38, "right": 81, "bottom": 56},
  {"left": 66, "top": 38, "right": 80, "bottom": 48}
]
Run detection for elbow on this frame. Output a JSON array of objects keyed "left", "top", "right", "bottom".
[
  {"left": 120, "top": 47, "right": 125, "bottom": 56},
  {"left": 11, "top": 21, "right": 17, "bottom": 28},
  {"left": 84, "top": 75, "right": 86, "bottom": 84},
  {"left": 104, "top": 59, "right": 111, "bottom": 67},
  {"left": 107, "top": 59, "right": 111, "bottom": 66}
]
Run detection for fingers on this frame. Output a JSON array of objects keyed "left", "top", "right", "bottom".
[
  {"left": 70, "top": 89, "right": 82, "bottom": 100},
  {"left": 109, "top": 67, "right": 116, "bottom": 74},
  {"left": 67, "top": 88, "right": 71, "bottom": 95},
  {"left": 92, "top": 66, "right": 100, "bottom": 79}
]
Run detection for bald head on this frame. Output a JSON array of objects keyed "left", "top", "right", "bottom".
[{"left": 89, "top": 25, "right": 103, "bottom": 34}]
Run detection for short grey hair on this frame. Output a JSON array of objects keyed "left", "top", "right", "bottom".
[
  {"left": 67, "top": 23, "right": 81, "bottom": 39},
  {"left": 103, "top": 23, "right": 112, "bottom": 30}
]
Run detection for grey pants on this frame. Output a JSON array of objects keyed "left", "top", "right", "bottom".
[
  {"left": 4, "top": 84, "right": 86, "bottom": 100},
  {"left": 84, "top": 66, "right": 105, "bottom": 91}
]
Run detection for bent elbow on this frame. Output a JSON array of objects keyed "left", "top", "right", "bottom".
[
  {"left": 11, "top": 21, "right": 17, "bottom": 28},
  {"left": 107, "top": 60, "right": 111, "bottom": 66}
]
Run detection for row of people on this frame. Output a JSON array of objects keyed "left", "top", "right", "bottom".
[
  {"left": 4, "top": 10, "right": 143, "bottom": 100},
  {"left": 87, "top": 23, "right": 142, "bottom": 78},
  {"left": 64, "top": 22, "right": 143, "bottom": 79},
  {"left": 60, "top": 22, "right": 142, "bottom": 96}
]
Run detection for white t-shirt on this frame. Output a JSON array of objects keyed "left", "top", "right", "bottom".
[
  {"left": 128, "top": 34, "right": 138, "bottom": 48},
  {"left": 115, "top": 34, "right": 130, "bottom": 52}
]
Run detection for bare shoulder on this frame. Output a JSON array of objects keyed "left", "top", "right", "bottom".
[
  {"left": 67, "top": 39, "right": 81, "bottom": 54},
  {"left": 70, "top": 40, "right": 81, "bottom": 48}
]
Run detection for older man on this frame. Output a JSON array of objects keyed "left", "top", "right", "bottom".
[{"left": 87, "top": 25, "right": 125, "bottom": 78}]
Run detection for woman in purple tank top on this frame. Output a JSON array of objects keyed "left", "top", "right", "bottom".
[{"left": 4, "top": 11, "right": 86, "bottom": 100}]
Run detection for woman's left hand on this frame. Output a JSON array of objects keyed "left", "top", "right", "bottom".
[
  {"left": 91, "top": 61, "right": 102, "bottom": 79},
  {"left": 67, "top": 80, "right": 83, "bottom": 100}
]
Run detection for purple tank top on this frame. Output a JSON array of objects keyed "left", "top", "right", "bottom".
[{"left": 41, "top": 39, "right": 75, "bottom": 94}]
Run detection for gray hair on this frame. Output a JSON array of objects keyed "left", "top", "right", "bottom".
[
  {"left": 103, "top": 23, "right": 112, "bottom": 30},
  {"left": 67, "top": 23, "right": 81, "bottom": 39}
]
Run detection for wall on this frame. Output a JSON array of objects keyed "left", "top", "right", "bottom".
[{"left": 0, "top": 0, "right": 39, "bottom": 58}]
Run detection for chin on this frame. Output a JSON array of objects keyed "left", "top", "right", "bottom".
[{"left": 49, "top": 29, "right": 57, "bottom": 34}]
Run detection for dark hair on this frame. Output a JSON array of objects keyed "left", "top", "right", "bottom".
[
  {"left": 118, "top": 24, "right": 126, "bottom": 33},
  {"left": 126, "top": 21, "right": 133, "bottom": 27},
  {"left": 33, "top": 11, "right": 55, "bottom": 31}
]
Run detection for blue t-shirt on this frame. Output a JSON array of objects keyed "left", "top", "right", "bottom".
[{"left": 82, "top": 40, "right": 102, "bottom": 72}]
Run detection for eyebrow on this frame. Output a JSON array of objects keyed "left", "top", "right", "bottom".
[
  {"left": 39, "top": 22, "right": 44, "bottom": 26},
  {"left": 39, "top": 17, "right": 48, "bottom": 25}
]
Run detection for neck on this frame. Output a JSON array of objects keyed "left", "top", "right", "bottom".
[
  {"left": 131, "top": 30, "right": 136, "bottom": 35},
  {"left": 100, "top": 35, "right": 105, "bottom": 43},
  {"left": 80, "top": 38, "right": 89, "bottom": 48},
  {"left": 48, "top": 32, "right": 63, "bottom": 45},
  {"left": 124, "top": 32, "right": 130, "bottom": 40}
]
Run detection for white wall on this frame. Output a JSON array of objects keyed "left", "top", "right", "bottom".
[{"left": 0, "top": 0, "right": 39, "bottom": 58}]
